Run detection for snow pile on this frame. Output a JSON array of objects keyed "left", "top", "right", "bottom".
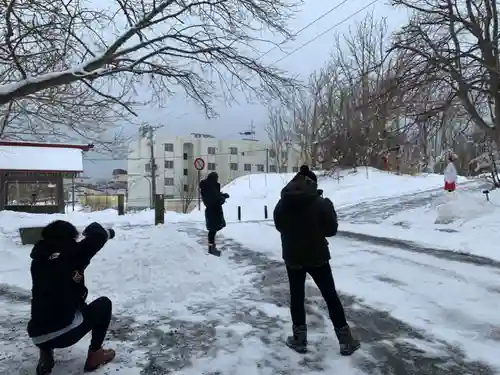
[
  {"left": 189, "top": 168, "right": 468, "bottom": 222},
  {"left": 434, "top": 190, "right": 496, "bottom": 224},
  {"left": 343, "top": 187, "right": 500, "bottom": 260},
  {"left": 0, "top": 207, "right": 191, "bottom": 235},
  {"left": 0, "top": 222, "right": 250, "bottom": 318}
]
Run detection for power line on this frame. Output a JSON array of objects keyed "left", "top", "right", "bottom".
[
  {"left": 271, "top": 0, "right": 380, "bottom": 66},
  {"left": 259, "top": 0, "right": 352, "bottom": 60}
]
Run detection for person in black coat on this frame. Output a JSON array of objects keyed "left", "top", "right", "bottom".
[
  {"left": 273, "top": 165, "right": 360, "bottom": 356},
  {"left": 199, "top": 171, "right": 229, "bottom": 256},
  {"left": 28, "top": 220, "right": 116, "bottom": 374}
]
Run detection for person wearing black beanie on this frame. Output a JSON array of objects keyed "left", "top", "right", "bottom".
[
  {"left": 273, "top": 165, "right": 360, "bottom": 356},
  {"left": 28, "top": 221, "right": 116, "bottom": 374},
  {"left": 298, "top": 165, "right": 317, "bottom": 183}
]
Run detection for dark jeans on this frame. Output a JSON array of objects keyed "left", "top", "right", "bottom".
[
  {"left": 286, "top": 262, "right": 348, "bottom": 329},
  {"left": 208, "top": 230, "right": 216, "bottom": 245},
  {"left": 37, "top": 297, "right": 112, "bottom": 352}
]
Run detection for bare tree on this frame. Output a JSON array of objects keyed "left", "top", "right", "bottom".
[
  {"left": 265, "top": 106, "right": 293, "bottom": 171},
  {"left": 177, "top": 176, "right": 197, "bottom": 213},
  {"left": 390, "top": 0, "right": 500, "bottom": 146},
  {"left": 0, "top": 0, "right": 299, "bottom": 144}
]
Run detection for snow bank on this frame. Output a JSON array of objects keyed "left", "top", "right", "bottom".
[
  {"left": 0, "top": 223, "right": 250, "bottom": 319},
  {"left": 343, "top": 188, "right": 500, "bottom": 261},
  {"left": 189, "top": 168, "right": 468, "bottom": 222},
  {"left": 0, "top": 208, "right": 191, "bottom": 234}
]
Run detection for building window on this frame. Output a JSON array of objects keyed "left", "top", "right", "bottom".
[
  {"left": 164, "top": 143, "right": 174, "bottom": 152},
  {"left": 229, "top": 147, "right": 238, "bottom": 155},
  {"left": 164, "top": 177, "right": 174, "bottom": 186},
  {"left": 279, "top": 166, "right": 287, "bottom": 173},
  {"left": 164, "top": 160, "right": 174, "bottom": 169},
  {"left": 208, "top": 163, "right": 216, "bottom": 171},
  {"left": 164, "top": 194, "right": 175, "bottom": 199},
  {"left": 244, "top": 163, "right": 251, "bottom": 171},
  {"left": 207, "top": 147, "right": 216, "bottom": 155},
  {"left": 292, "top": 166, "right": 299, "bottom": 172},
  {"left": 269, "top": 150, "right": 276, "bottom": 158},
  {"left": 269, "top": 165, "right": 277, "bottom": 173},
  {"left": 145, "top": 162, "right": 152, "bottom": 172},
  {"left": 183, "top": 168, "right": 188, "bottom": 176},
  {"left": 256, "top": 164, "right": 264, "bottom": 172},
  {"left": 183, "top": 153, "right": 188, "bottom": 160},
  {"left": 281, "top": 151, "right": 288, "bottom": 159},
  {"left": 183, "top": 184, "right": 189, "bottom": 192},
  {"left": 230, "top": 163, "right": 238, "bottom": 171}
]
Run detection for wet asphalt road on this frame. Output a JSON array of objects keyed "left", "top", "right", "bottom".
[{"left": 1, "top": 181, "right": 498, "bottom": 374}]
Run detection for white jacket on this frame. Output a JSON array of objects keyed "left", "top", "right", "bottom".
[{"left": 444, "top": 162, "right": 457, "bottom": 183}]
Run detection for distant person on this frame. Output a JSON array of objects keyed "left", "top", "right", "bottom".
[
  {"left": 28, "top": 220, "right": 116, "bottom": 374},
  {"left": 199, "top": 172, "right": 229, "bottom": 256},
  {"left": 273, "top": 165, "right": 360, "bottom": 356},
  {"left": 444, "top": 154, "right": 457, "bottom": 192}
]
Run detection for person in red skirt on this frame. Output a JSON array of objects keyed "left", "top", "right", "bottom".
[{"left": 443, "top": 154, "right": 457, "bottom": 192}]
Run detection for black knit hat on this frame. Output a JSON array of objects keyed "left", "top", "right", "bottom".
[{"left": 299, "top": 165, "right": 317, "bottom": 183}]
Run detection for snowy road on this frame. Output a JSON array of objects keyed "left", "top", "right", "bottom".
[{"left": 1, "top": 182, "right": 499, "bottom": 374}]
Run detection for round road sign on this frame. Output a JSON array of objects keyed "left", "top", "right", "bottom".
[{"left": 194, "top": 157, "right": 205, "bottom": 170}]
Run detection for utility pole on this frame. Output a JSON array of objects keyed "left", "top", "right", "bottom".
[
  {"left": 147, "top": 126, "right": 157, "bottom": 209},
  {"left": 265, "top": 148, "right": 269, "bottom": 173}
]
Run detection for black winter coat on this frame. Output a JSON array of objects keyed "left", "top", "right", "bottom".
[
  {"left": 273, "top": 175, "right": 338, "bottom": 268},
  {"left": 200, "top": 176, "right": 227, "bottom": 232},
  {"left": 27, "top": 221, "right": 111, "bottom": 338}
]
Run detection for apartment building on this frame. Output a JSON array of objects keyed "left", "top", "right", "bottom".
[{"left": 127, "top": 132, "right": 302, "bottom": 209}]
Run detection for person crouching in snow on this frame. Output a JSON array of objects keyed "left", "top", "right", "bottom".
[
  {"left": 273, "top": 165, "right": 360, "bottom": 356},
  {"left": 199, "top": 171, "right": 229, "bottom": 256},
  {"left": 444, "top": 155, "right": 457, "bottom": 192},
  {"left": 28, "top": 220, "right": 116, "bottom": 374}
]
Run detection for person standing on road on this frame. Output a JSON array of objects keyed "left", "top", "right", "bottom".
[
  {"left": 199, "top": 171, "right": 229, "bottom": 256},
  {"left": 28, "top": 220, "right": 116, "bottom": 374},
  {"left": 444, "top": 154, "right": 457, "bottom": 192},
  {"left": 273, "top": 165, "right": 360, "bottom": 356}
]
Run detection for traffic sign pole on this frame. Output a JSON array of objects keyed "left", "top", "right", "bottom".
[
  {"left": 198, "top": 169, "right": 201, "bottom": 210},
  {"left": 193, "top": 158, "right": 205, "bottom": 210}
]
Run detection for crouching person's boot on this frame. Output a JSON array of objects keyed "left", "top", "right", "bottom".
[
  {"left": 286, "top": 324, "right": 307, "bottom": 353},
  {"left": 335, "top": 325, "right": 360, "bottom": 356},
  {"left": 84, "top": 347, "right": 116, "bottom": 372},
  {"left": 36, "top": 349, "right": 54, "bottom": 375}
]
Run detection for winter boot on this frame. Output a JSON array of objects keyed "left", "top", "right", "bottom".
[
  {"left": 208, "top": 244, "right": 221, "bottom": 257},
  {"left": 36, "top": 349, "right": 54, "bottom": 375},
  {"left": 335, "top": 325, "right": 360, "bottom": 356},
  {"left": 83, "top": 347, "right": 116, "bottom": 372},
  {"left": 286, "top": 324, "right": 308, "bottom": 353}
]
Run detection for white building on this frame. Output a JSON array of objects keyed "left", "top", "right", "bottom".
[{"left": 127, "top": 132, "right": 302, "bottom": 209}]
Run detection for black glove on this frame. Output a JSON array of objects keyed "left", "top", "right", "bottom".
[
  {"left": 222, "top": 193, "right": 229, "bottom": 198},
  {"left": 83, "top": 222, "right": 114, "bottom": 239},
  {"left": 82, "top": 222, "right": 103, "bottom": 236},
  {"left": 317, "top": 189, "right": 324, "bottom": 196}
]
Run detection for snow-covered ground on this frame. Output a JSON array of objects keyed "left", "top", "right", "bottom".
[
  {"left": 1, "top": 168, "right": 499, "bottom": 375},
  {"left": 341, "top": 184, "right": 500, "bottom": 261}
]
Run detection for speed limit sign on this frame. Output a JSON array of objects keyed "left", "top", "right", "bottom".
[{"left": 194, "top": 157, "right": 205, "bottom": 170}]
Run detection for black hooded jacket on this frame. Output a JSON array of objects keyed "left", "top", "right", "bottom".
[
  {"left": 273, "top": 175, "right": 338, "bottom": 268},
  {"left": 200, "top": 172, "right": 228, "bottom": 231},
  {"left": 27, "top": 221, "right": 111, "bottom": 338}
]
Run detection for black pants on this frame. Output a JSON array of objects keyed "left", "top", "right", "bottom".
[
  {"left": 37, "top": 297, "right": 112, "bottom": 352},
  {"left": 208, "top": 230, "right": 216, "bottom": 245},
  {"left": 286, "top": 262, "right": 348, "bottom": 329}
]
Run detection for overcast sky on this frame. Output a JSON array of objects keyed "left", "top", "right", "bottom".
[{"left": 83, "top": 0, "right": 407, "bottom": 180}]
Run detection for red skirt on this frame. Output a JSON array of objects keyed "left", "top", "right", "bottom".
[{"left": 444, "top": 181, "right": 456, "bottom": 191}]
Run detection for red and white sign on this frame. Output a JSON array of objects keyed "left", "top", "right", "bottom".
[{"left": 194, "top": 157, "right": 205, "bottom": 170}]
